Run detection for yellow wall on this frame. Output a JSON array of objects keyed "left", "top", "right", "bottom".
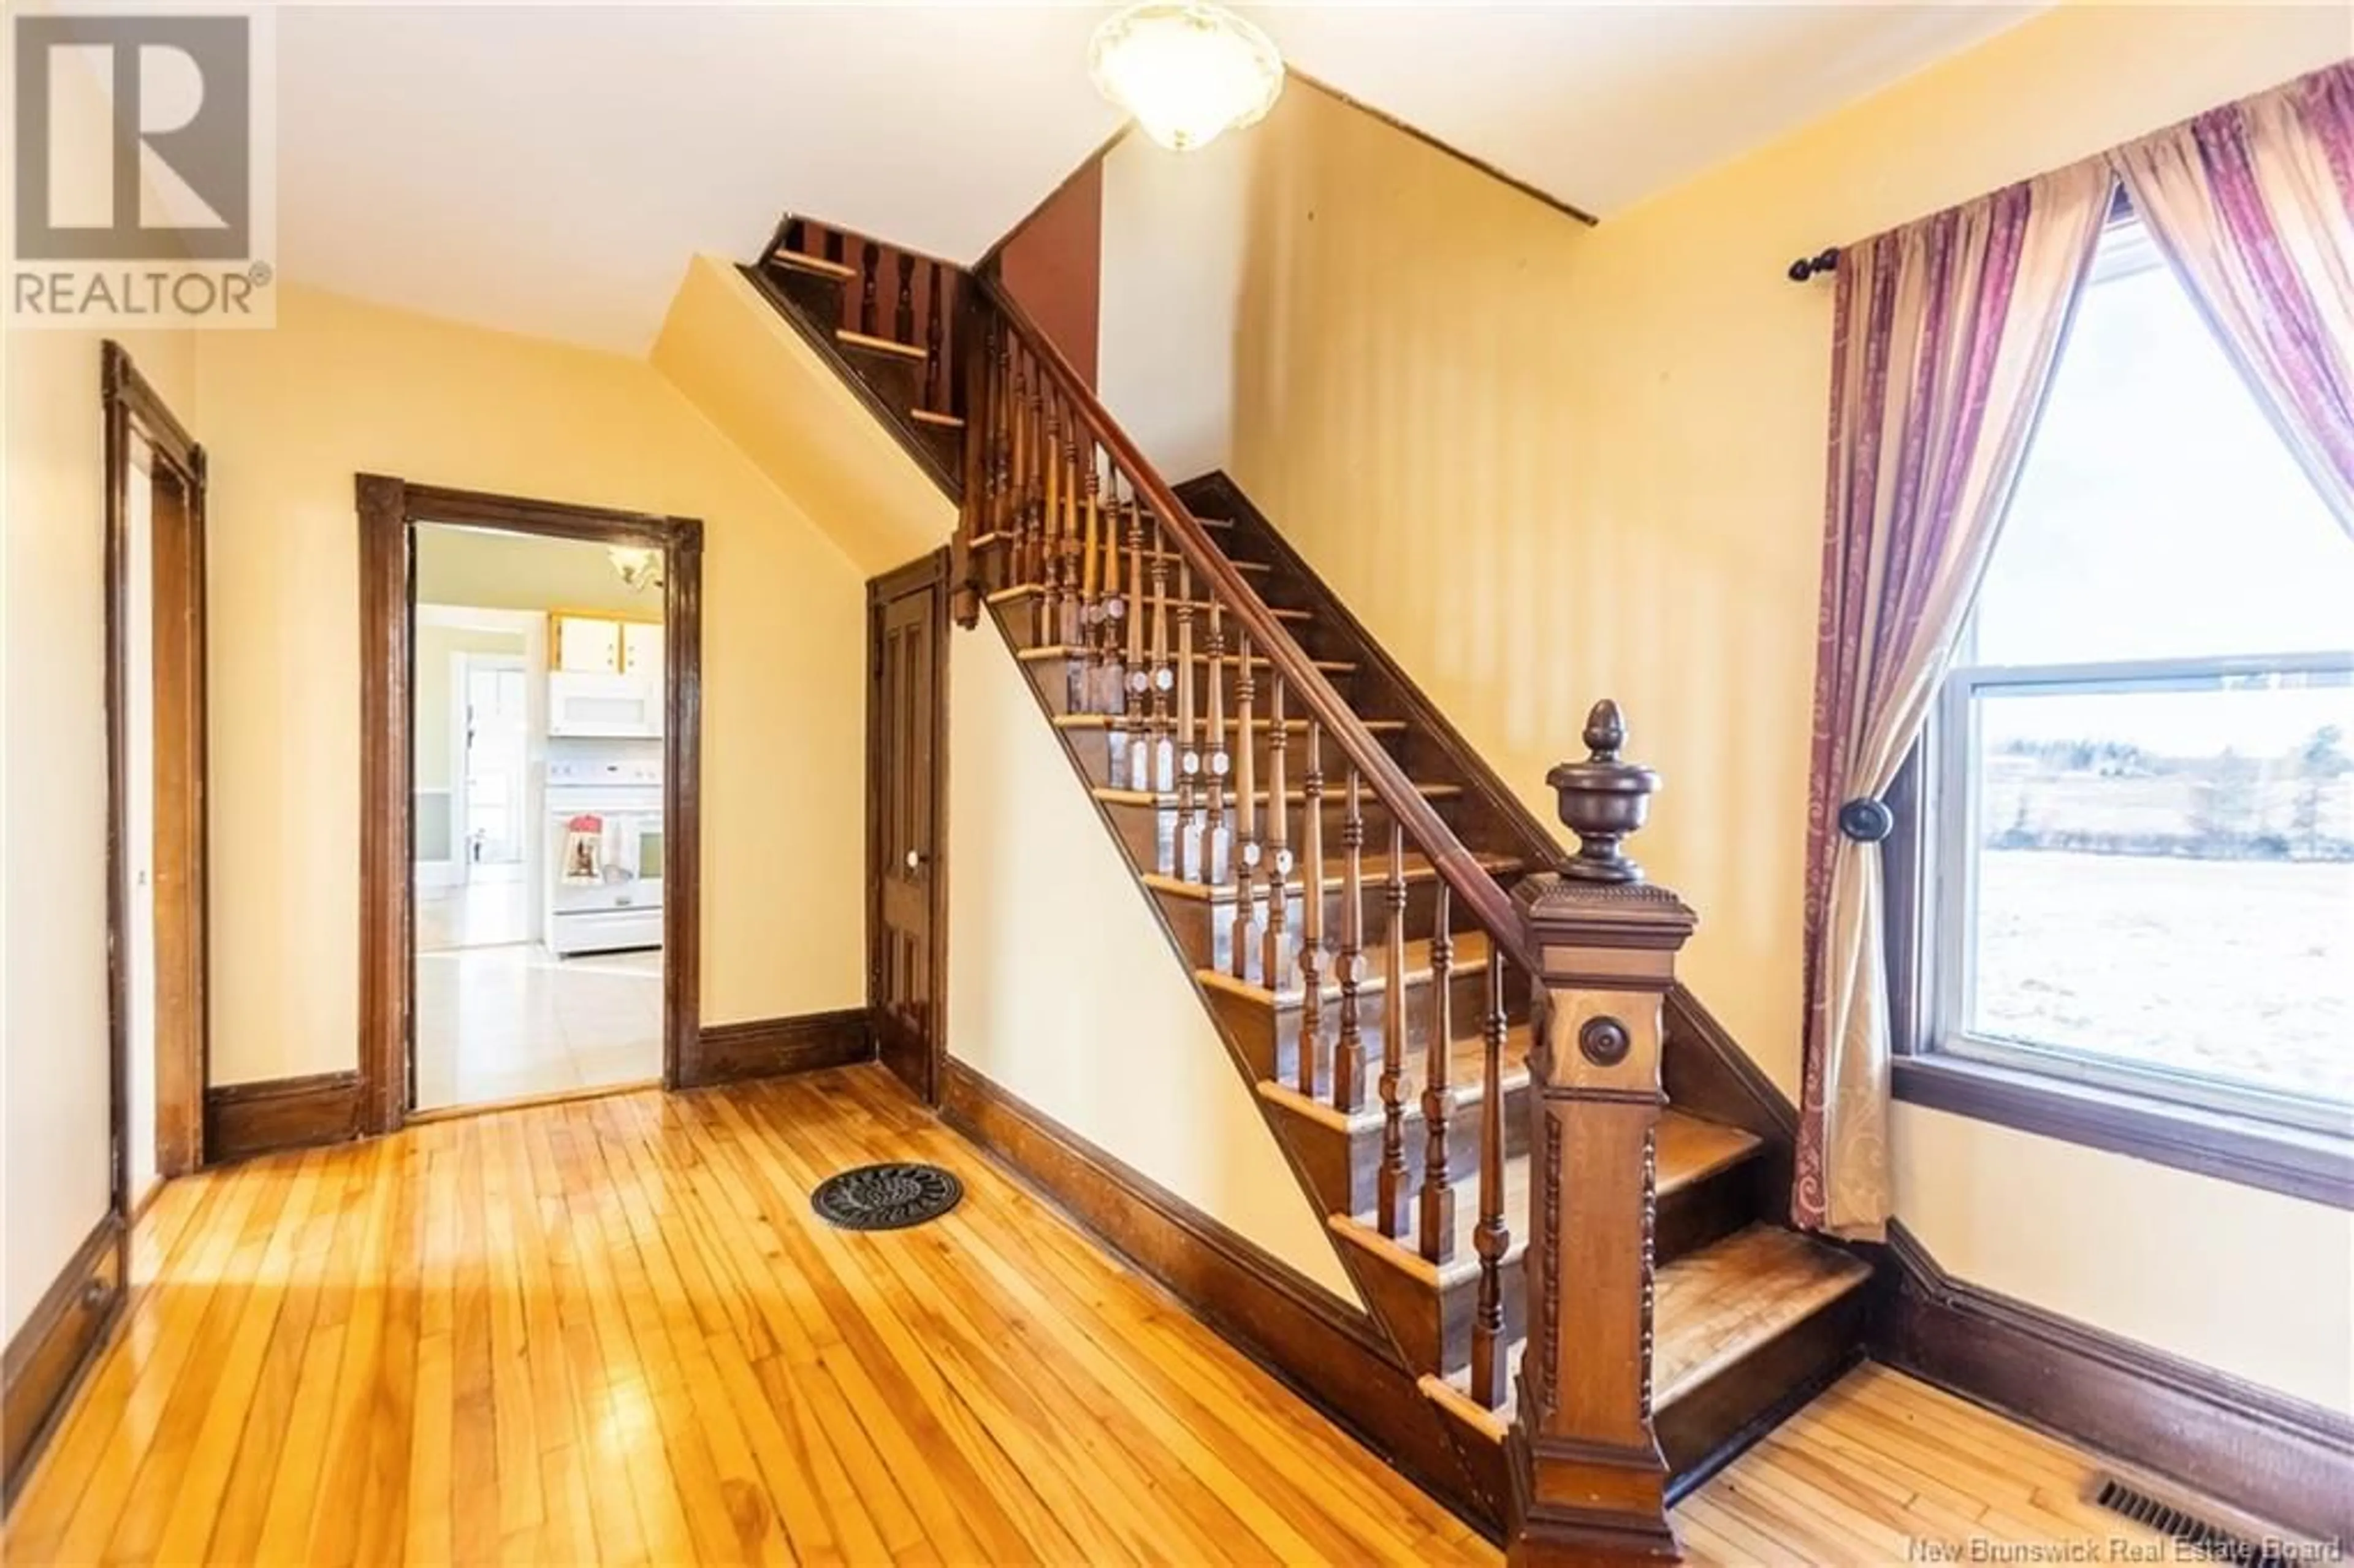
[
  {"left": 1, "top": 325, "right": 195, "bottom": 1338},
  {"left": 197, "top": 283, "right": 867, "bottom": 1084},
  {"left": 946, "top": 624, "right": 1361, "bottom": 1302},
  {"left": 1099, "top": 3, "right": 2353, "bottom": 1412},
  {"left": 652, "top": 258, "right": 958, "bottom": 575}
]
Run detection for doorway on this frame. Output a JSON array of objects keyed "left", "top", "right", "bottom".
[
  {"left": 867, "top": 551, "right": 948, "bottom": 1102},
  {"left": 105, "top": 342, "right": 208, "bottom": 1200},
  {"left": 357, "top": 478, "right": 703, "bottom": 1133}
]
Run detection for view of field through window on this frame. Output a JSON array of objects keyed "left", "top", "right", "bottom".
[{"left": 1954, "top": 216, "right": 2354, "bottom": 1113}]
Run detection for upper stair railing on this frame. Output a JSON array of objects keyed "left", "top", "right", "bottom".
[
  {"left": 951, "top": 261, "right": 1698, "bottom": 1564},
  {"left": 961, "top": 275, "right": 1546, "bottom": 1394}
]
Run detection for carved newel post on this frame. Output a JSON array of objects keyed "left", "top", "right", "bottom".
[{"left": 1506, "top": 701, "right": 1695, "bottom": 1566}]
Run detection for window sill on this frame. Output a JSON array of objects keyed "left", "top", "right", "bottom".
[{"left": 1891, "top": 1054, "right": 2353, "bottom": 1211}]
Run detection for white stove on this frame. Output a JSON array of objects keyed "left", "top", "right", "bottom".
[{"left": 545, "top": 748, "right": 663, "bottom": 956}]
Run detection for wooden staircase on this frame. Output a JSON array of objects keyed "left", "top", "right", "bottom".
[{"left": 748, "top": 215, "right": 1873, "bottom": 1558}]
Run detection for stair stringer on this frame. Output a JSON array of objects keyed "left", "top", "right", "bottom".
[{"left": 954, "top": 595, "right": 1495, "bottom": 1526}]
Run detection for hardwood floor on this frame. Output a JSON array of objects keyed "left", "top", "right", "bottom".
[{"left": 4, "top": 1065, "right": 2165, "bottom": 1566}]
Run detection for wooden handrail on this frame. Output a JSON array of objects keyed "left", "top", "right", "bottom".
[{"left": 970, "top": 272, "right": 1541, "bottom": 977}]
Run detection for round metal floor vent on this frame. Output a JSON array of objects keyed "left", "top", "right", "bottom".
[{"left": 810, "top": 1163, "right": 964, "bottom": 1231}]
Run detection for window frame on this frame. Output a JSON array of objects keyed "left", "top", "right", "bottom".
[{"left": 1923, "top": 647, "right": 2354, "bottom": 1138}]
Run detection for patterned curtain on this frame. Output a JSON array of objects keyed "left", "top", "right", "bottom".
[
  {"left": 1793, "top": 164, "right": 2110, "bottom": 1241},
  {"left": 2111, "top": 60, "right": 2354, "bottom": 541}
]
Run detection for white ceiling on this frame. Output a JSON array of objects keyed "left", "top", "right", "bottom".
[
  {"left": 278, "top": 4, "right": 2036, "bottom": 354},
  {"left": 1252, "top": 4, "right": 2040, "bottom": 218}
]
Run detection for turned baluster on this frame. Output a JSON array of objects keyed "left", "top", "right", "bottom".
[
  {"left": 1376, "top": 821, "right": 1412, "bottom": 1239},
  {"left": 1203, "top": 603, "right": 1229, "bottom": 887},
  {"left": 1093, "top": 459, "right": 1123, "bottom": 714},
  {"left": 1333, "top": 770, "right": 1367, "bottom": 1113},
  {"left": 1017, "top": 353, "right": 1043, "bottom": 590},
  {"left": 1229, "top": 631, "right": 1259, "bottom": 982},
  {"left": 859, "top": 242, "right": 880, "bottom": 337},
  {"left": 1146, "top": 535, "right": 1173, "bottom": 792},
  {"left": 1419, "top": 882, "right": 1457, "bottom": 1265},
  {"left": 1116, "top": 501, "right": 1146, "bottom": 791},
  {"left": 1469, "top": 946, "right": 1510, "bottom": 1409},
  {"left": 1262, "top": 677, "right": 1291, "bottom": 992},
  {"left": 1060, "top": 424, "right": 1087, "bottom": 649},
  {"left": 1039, "top": 390, "right": 1066, "bottom": 647},
  {"left": 896, "top": 252, "right": 916, "bottom": 344},
  {"left": 1295, "top": 724, "right": 1326, "bottom": 1097},
  {"left": 1075, "top": 448, "right": 1101, "bottom": 709},
  {"left": 925, "top": 271, "right": 946, "bottom": 413},
  {"left": 1175, "top": 563, "right": 1200, "bottom": 878}
]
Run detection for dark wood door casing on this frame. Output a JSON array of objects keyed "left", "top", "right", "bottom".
[
  {"left": 354, "top": 476, "right": 704, "bottom": 1137},
  {"left": 867, "top": 551, "right": 948, "bottom": 1103},
  {"left": 103, "top": 340, "right": 209, "bottom": 1190}
]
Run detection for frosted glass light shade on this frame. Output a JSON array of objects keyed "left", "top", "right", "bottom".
[
  {"left": 1089, "top": 2, "right": 1285, "bottom": 153},
  {"left": 608, "top": 546, "right": 661, "bottom": 592}
]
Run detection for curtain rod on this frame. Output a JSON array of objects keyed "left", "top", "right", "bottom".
[{"left": 1787, "top": 248, "right": 1840, "bottom": 283}]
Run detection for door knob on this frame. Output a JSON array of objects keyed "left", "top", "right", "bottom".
[{"left": 905, "top": 849, "right": 924, "bottom": 871}]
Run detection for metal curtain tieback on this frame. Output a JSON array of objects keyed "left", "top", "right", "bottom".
[{"left": 1837, "top": 797, "right": 1894, "bottom": 843}]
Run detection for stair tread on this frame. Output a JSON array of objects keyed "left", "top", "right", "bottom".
[
  {"left": 768, "top": 247, "right": 856, "bottom": 280},
  {"left": 909, "top": 408, "right": 963, "bottom": 429},
  {"left": 1100, "top": 780, "right": 1461, "bottom": 809},
  {"left": 1021, "top": 645, "right": 1346, "bottom": 672},
  {"left": 1261, "top": 1016, "right": 1533, "bottom": 1131},
  {"left": 991, "top": 585, "right": 1309, "bottom": 621},
  {"left": 1144, "top": 848, "right": 1521, "bottom": 903},
  {"left": 1436, "top": 1225, "right": 1870, "bottom": 1416},
  {"left": 837, "top": 326, "right": 926, "bottom": 360},
  {"left": 1337, "top": 1111, "right": 1764, "bottom": 1282}
]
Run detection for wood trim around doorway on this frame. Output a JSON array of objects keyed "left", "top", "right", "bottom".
[
  {"left": 104, "top": 341, "right": 210, "bottom": 1186},
  {"left": 354, "top": 476, "right": 704, "bottom": 1138}
]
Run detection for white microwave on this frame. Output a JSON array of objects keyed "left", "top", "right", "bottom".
[{"left": 549, "top": 671, "right": 663, "bottom": 738}]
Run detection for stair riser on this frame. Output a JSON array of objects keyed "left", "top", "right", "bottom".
[
  {"left": 1157, "top": 879, "right": 1469, "bottom": 978},
  {"left": 1423, "top": 1159, "right": 1767, "bottom": 1382},
  {"left": 1022, "top": 654, "right": 1359, "bottom": 721},
  {"left": 1097, "top": 795, "right": 1469, "bottom": 883},
  {"left": 839, "top": 341, "right": 923, "bottom": 411},
  {"left": 1211, "top": 969, "right": 1531, "bottom": 1086},
  {"left": 1263, "top": 1078, "right": 1534, "bottom": 1219},
  {"left": 761, "top": 261, "right": 845, "bottom": 324},
  {"left": 1059, "top": 726, "right": 1409, "bottom": 794},
  {"left": 1658, "top": 1288, "right": 1868, "bottom": 1496}
]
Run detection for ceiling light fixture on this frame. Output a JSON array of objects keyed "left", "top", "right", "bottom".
[
  {"left": 608, "top": 545, "right": 663, "bottom": 593},
  {"left": 1089, "top": 2, "right": 1285, "bottom": 154}
]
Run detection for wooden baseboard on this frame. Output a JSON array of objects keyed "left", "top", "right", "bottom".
[
  {"left": 1878, "top": 1221, "right": 2354, "bottom": 1546},
  {"left": 2, "top": 1215, "right": 126, "bottom": 1509},
  {"left": 205, "top": 1071, "right": 364, "bottom": 1165},
  {"left": 685, "top": 1008, "right": 873, "bottom": 1090},
  {"left": 937, "top": 1058, "right": 1491, "bottom": 1529}
]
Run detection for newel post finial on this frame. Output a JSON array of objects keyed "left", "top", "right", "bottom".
[{"left": 1546, "top": 699, "right": 1660, "bottom": 885}]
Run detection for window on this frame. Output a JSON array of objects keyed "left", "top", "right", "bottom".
[{"left": 1922, "top": 206, "right": 2354, "bottom": 1139}]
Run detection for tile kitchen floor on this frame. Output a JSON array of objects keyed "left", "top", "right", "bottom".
[{"left": 414, "top": 943, "right": 662, "bottom": 1111}]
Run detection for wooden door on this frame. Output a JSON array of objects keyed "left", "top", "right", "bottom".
[{"left": 868, "top": 555, "right": 945, "bottom": 1102}]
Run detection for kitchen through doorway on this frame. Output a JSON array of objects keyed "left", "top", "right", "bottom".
[{"left": 409, "top": 523, "right": 668, "bottom": 1113}]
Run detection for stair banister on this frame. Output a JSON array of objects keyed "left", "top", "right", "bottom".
[{"left": 966, "top": 272, "right": 1544, "bottom": 980}]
